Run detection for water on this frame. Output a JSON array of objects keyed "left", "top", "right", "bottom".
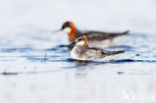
[
  {"left": 0, "top": 0, "right": 156, "bottom": 103},
  {"left": 0, "top": 29, "right": 156, "bottom": 103}
]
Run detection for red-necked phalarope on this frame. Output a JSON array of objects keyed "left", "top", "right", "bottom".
[
  {"left": 58, "top": 21, "right": 129, "bottom": 48},
  {"left": 69, "top": 35, "right": 124, "bottom": 61}
]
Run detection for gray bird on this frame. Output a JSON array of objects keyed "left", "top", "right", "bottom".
[
  {"left": 60, "top": 21, "right": 129, "bottom": 48},
  {"left": 70, "top": 35, "right": 124, "bottom": 61}
]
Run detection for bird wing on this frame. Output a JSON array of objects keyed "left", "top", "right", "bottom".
[
  {"left": 88, "top": 47, "right": 124, "bottom": 57},
  {"left": 101, "top": 50, "right": 124, "bottom": 56},
  {"left": 81, "top": 30, "right": 129, "bottom": 41}
]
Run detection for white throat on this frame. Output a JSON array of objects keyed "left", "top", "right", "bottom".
[
  {"left": 63, "top": 27, "right": 71, "bottom": 33},
  {"left": 77, "top": 41, "right": 85, "bottom": 46}
]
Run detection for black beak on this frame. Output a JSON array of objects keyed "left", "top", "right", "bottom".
[
  {"left": 69, "top": 42, "right": 76, "bottom": 47},
  {"left": 67, "top": 41, "right": 76, "bottom": 49}
]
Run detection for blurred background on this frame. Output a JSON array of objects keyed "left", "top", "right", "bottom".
[
  {"left": 0, "top": 0, "right": 156, "bottom": 34},
  {"left": 0, "top": 0, "right": 156, "bottom": 103}
]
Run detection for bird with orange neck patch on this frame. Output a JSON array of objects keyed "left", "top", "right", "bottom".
[
  {"left": 60, "top": 21, "right": 129, "bottom": 48},
  {"left": 70, "top": 35, "right": 124, "bottom": 61}
]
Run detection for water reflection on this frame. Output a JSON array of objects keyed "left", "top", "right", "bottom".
[
  {"left": 74, "top": 61, "right": 89, "bottom": 66},
  {"left": 74, "top": 68, "right": 88, "bottom": 79}
]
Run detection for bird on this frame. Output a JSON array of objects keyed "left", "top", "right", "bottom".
[
  {"left": 59, "top": 21, "right": 129, "bottom": 48},
  {"left": 69, "top": 35, "right": 124, "bottom": 61}
]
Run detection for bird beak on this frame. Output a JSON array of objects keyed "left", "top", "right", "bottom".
[
  {"left": 68, "top": 41, "right": 76, "bottom": 47},
  {"left": 67, "top": 41, "right": 76, "bottom": 49}
]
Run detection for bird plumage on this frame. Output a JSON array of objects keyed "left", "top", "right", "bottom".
[
  {"left": 70, "top": 36, "right": 124, "bottom": 61},
  {"left": 60, "top": 21, "right": 129, "bottom": 48}
]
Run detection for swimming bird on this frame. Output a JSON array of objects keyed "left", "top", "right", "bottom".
[
  {"left": 70, "top": 35, "right": 124, "bottom": 61},
  {"left": 60, "top": 21, "right": 129, "bottom": 47}
]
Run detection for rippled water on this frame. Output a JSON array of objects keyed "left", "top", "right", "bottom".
[
  {"left": 0, "top": 29, "right": 156, "bottom": 103},
  {"left": 0, "top": 0, "right": 156, "bottom": 103}
]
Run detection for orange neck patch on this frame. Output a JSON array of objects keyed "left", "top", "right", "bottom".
[
  {"left": 78, "top": 36, "right": 88, "bottom": 47},
  {"left": 68, "top": 22, "right": 76, "bottom": 42},
  {"left": 82, "top": 36, "right": 88, "bottom": 47}
]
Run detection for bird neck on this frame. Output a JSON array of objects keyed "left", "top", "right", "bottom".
[
  {"left": 68, "top": 23, "right": 76, "bottom": 42},
  {"left": 83, "top": 38, "right": 88, "bottom": 47},
  {"left": 74, "top": 44, "right": 88, "bottom": 53}
]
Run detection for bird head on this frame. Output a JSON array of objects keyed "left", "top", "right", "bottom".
[
  {"left": 69, "top": 35, "right": 88, "bottom": 48},
  {"left": 61, "top": 21, "right": 76, "bottom": 34}
]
